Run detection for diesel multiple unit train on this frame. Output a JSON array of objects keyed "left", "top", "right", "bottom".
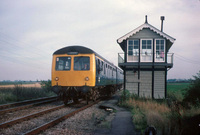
[{"left": 51, "top": 46, "right": 123, "bottom": 105}]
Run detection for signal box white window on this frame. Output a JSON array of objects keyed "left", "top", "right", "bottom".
[
  {"left": 127, "top": 40, "right": 139, "bottom": 62},
  {"left": 155, "top": 39, "right": 165, "bottom": 62},
  {"left": 141, "top": 39, "right": 153, "bottom": 62}
]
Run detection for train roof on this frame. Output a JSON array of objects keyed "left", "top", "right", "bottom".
[
  {"left": 53, "top": 45, "right": 109, "bottom": 62},
  {"left": 53, "top": 46, "right": 95, "bottom": 55},
  {"left": 53, "top": 45, "right": 123, "bottom": 72}
]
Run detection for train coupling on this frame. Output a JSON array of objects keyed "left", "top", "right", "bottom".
[
  {"left": 52, "top": 85, "right": 62, "bottom": 94},
  {"left": 81, "top": 86, "right": 90, "bottom": 93}
]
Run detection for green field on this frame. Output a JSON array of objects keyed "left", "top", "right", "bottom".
[
  {"left": 167, "top": 82, "right": 190, "bottom": 101},
  {"left": 167, "top": 82, "right": 190, "bottom": 92}
]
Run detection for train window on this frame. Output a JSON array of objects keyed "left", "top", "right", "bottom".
[
  {"left": 112, "top": 68, "right": 113, "bottom": 76},
  {"left": 101, "top": 61, "right": 104, "bottom": 72},
  {"left": 74, "top": 56, "right": 90, "bottom": 70},
  {"left": 56, "top": 57, "right": 71, "bottom": 71},
  {"left": 104, "top": 64, "right": 106, "bottom": 74}
]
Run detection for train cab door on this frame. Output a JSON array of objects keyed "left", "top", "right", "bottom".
[{"left": 96, "top": 58, "right": 103, "bottom": 86}]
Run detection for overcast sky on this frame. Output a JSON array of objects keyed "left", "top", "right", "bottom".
[{"left": 0, "top": 0, "right": 200, "bottom": 81}]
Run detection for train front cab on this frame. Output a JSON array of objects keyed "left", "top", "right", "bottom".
[{"left": 51, "top": 53, "right": 96, "bottom": 103}]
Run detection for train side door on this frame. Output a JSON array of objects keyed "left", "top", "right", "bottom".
[{"left": 96, "top": 58, "right": 101, "bottom": 85}]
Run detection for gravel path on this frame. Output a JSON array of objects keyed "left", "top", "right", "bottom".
[{"left": 41, "top": 101, "right": 112, "bottom": 135}]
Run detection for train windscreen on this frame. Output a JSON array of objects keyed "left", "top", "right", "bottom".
[
  {"left": 74, "top": 56, "right": 90, "bottom": 70},
  {"left": 55, "top": 57, "right": 71, "bottom": 71}
]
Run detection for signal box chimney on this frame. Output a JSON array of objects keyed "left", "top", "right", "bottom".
[
  {"left": 145, "top": 15, "right": 148, "bottom": 23},
  {"left": 160, "top": 16, "right": 165, "bottom": 32}
]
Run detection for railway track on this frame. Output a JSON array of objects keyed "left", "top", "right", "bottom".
[
  {"left": 0, "top": 104, "right": 65, "bottom": 128},
  {"left": 0, "top": 99, "right": 100, "bottom": 135},
  {"left": 24, "top": 100, "right": 100, "bottom": 135},
  {"left": 0, "top": 96, "right": 58, "bottom": 110},
  {"left": 0, "top": 96, "right": 58, "bottom": 114}
]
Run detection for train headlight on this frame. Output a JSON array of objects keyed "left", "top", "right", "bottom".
[
  {"left": 85, "top": 77, "right": 89, "bottom": 81},
  {"left": 55, "top": 77, "right": 59, "bottom": 81}
]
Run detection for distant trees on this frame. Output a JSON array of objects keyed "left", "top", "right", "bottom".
[{"left": 167, "top": 79, "right": 191, "bottom": 83}]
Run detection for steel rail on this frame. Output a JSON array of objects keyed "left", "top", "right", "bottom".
[
  {"left": 0, "top": 96, "right": 58, "bottom": 110},
  {"left": 24, "top": 100, "right": 100, "bottom": 135},
  {"left": 0, "top": 104, "right": 65, "bottom": 128},
  {"left": 0, "top": 98, "right": 57, "bottom": 115}
]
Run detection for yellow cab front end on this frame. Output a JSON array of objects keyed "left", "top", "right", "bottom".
[{"left": 52, "top": 53, "right": 96, "bottom": 90}]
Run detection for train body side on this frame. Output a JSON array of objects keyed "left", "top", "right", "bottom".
[
  {"left": 95, "top": 56, "right": 116, "bottom": 87},
  {"left": 94, "top": 55, "right": 123, "bottom": 89},
  {"left": 116, "top": 68, "right": 124, "bottom": 86}
]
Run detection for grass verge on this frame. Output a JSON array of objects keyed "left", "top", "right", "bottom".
[
  {"left": 0, "top": 84, "right": 56, "bottom": 104},
  {"left": 119, "top": 90, "right": 200, "bottom": 134}
]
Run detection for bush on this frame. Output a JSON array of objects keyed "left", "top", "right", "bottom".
[
  {"left": 183, "top": 71, "right": 200, "bottom": 107},
  {"left": 40, "top": 80, "right": 52, "bottom": 92},
  {"left": 119, "top": 90, "right": 130, "bottom": 105}
]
